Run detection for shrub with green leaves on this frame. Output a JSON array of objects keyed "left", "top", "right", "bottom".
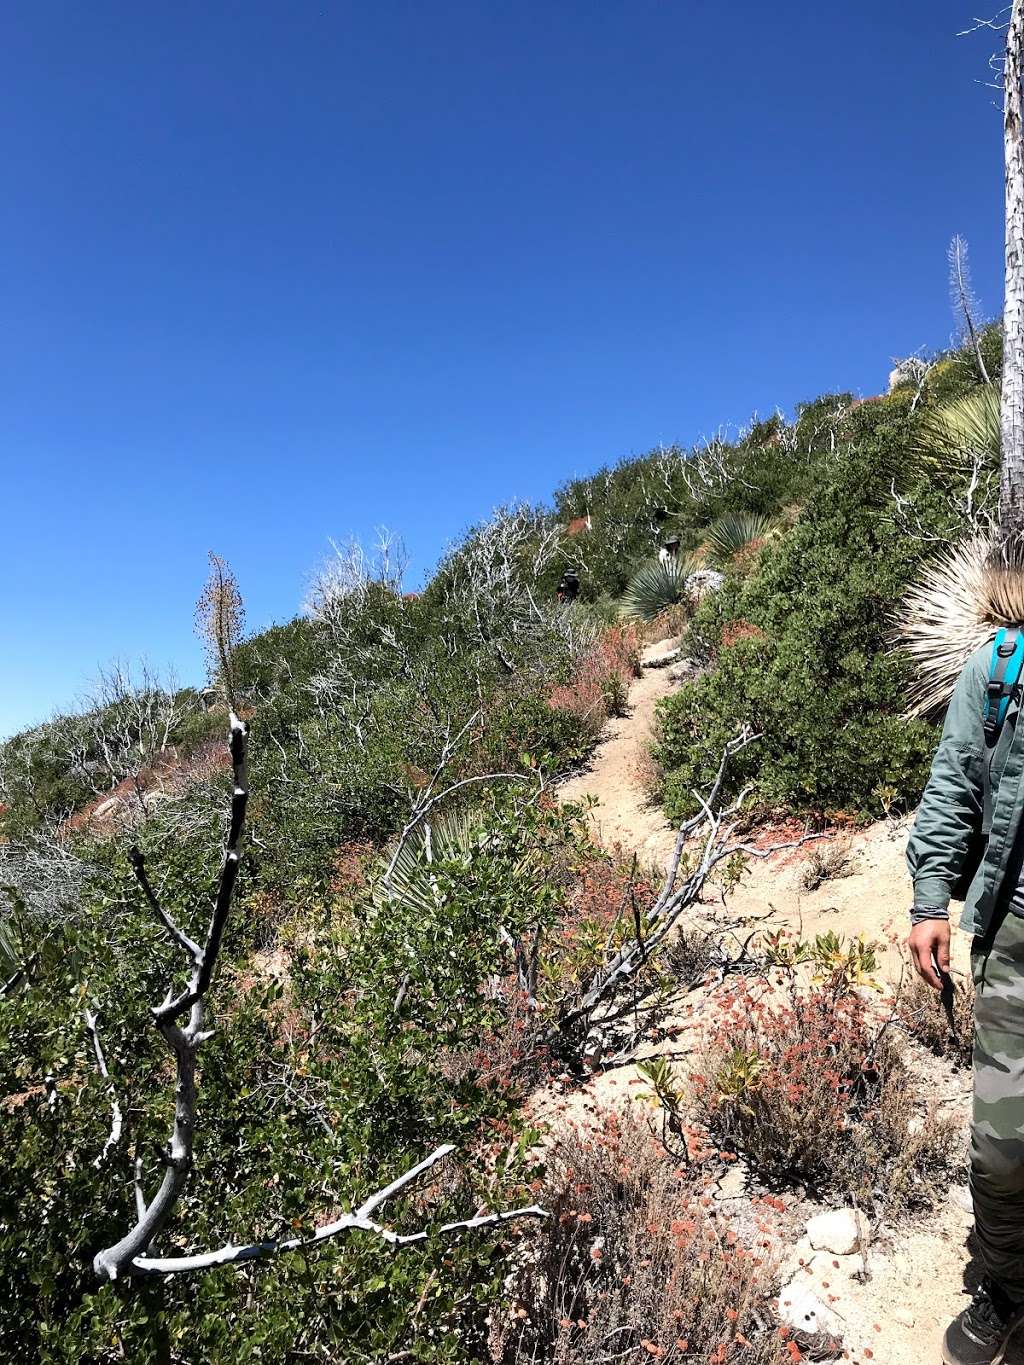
[
  {"left": 654, "top": 402, "right": 944, "bottom": 820},
  {"left": 0, "top": 786, "right": 589, "bottom": 1362}
]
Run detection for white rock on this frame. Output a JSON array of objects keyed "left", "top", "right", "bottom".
[
  {"left": 777, "top": 1279, "right": 843, "bottom": 1338},
  {"left": 715, "top": 1164, "right": 747, "bottom": 1200},
  {"left": 949, "top": 1184, "right": 973, "bottom": 1213},
  {"left": 92, "top": 797, "right": 121, "bottom": 819},
  {"left": 668, "top": 658, "right": 702, "bottom": 682},
  {"left": 644, "top": 636, "right": 682, "bottom": 658},
  {"left": 806, "top": 1208, "right": 869, "bottom": 1257},
  {"left": 893, "top": 1308, "right": 916, "bottom": 1329},
  {"left": 778, "top": 1237, "right": 819, "bottom": 1281},
  {"left": 684, "top": 568, "right": 724, "bottom": 600},
  {"left": 644, "top": 647, "right": 683, "bottom": 669}
]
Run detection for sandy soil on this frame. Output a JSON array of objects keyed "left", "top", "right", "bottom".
[
  {"left": 558, "top": 639, "right": 681, "bottom": 869},
  {"left": 546, "top": 641, "right": 1014, "bottom": 1365}
]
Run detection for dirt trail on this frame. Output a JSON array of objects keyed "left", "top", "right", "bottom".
[
  {"left": 558, "top": 638, "right": 680, "bottom": 868},
  {"left": 551, "top": 641, "right": 1007, "bottom": 1365}
]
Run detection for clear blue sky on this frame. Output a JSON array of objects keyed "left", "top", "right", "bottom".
[{"left": 0, "top": 1, "right": 1008, "bottom": 737}]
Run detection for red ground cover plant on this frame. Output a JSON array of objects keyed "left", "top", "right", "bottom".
[
  {"left": 492, "top": 1107, "right": 797, "bottom": 1364},
  {"left": 730, "top": 540, "right": 770, "bottom": 575},
  {"left": 690, "top": 979, "right": 957, "bottom": 1210},
  {"left": 328, "top": 837, "right": 376, "bottom": 897},
  {"left": 548, "top": 625, "right": 641, "bottom": 736}
]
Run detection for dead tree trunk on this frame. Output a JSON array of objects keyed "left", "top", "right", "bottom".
[{"left": 1002, "top": 0, "right": 1024, "bottom": 542}]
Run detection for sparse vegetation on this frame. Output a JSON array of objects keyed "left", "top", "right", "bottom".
[
  {"left": 797, "top": 837, "right": 854, "bottom": 893},
  {"left": 494, "top": 1108, "right": 800, "bottom": 1365},
  {"left": 688, "top": 978, "right": 959, "bottom": 1211},
  {"left": 894, "top": 973, "right": 975, "bottom": 1068}
]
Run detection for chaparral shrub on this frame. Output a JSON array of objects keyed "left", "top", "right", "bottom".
[
  {"left": 689, "top": 978, "right": 959, "bottom": 1212},
  {"left": 494, "top": 1107, "right": 801, "bottom": 1365},
  {"left": 654, "top": 403, "right": 944, "bottom": 821}
]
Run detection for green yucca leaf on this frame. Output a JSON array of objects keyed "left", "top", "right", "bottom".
[
  {"left": 914, "top": 385, "right": 1000, "bottom": 475},
  {"left": 704, "top": 511, "right": 780, "bottom": 567},
  {"left": 620, "top": 554, "right": 702, "bottom": 622},
  {"left": 375, "top": 808, "right": 482, "bottom": 918}
]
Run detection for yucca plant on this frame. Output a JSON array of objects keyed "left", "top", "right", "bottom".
[
  {"left": 376, "top": 808, "right": 481, "bottom": 917},
  {"left": 893, "top": 534, "right": 1024, "bottom": 716},
  {"left": 704, "top": 511, "right": 780, "bottom": 567},
  {"left": 0, "top": 914, "right": 20, "bottom": 982},
  {"left": 619, "top": 553, "right": 702, "bottom": 622},
  {"left": 913, "top": 384, "right": 1000, "bottom": 480}
]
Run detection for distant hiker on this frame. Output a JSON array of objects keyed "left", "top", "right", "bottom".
[
  {"left": 658, "top": 534, "right": 680, "bottom": 567},
  {"left": 556, "top": 572, "right": 579, "bottom": 604},
  {"left": 907, "top": 629, "right": 1024, "bottom": 1364}
]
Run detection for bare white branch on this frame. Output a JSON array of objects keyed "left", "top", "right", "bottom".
[
  {"left": 83, "top": 1007, "right": 123, "bottom": 1169},
  {"left": 93, "top": 713, "right": 249, "bottom": 1282}
]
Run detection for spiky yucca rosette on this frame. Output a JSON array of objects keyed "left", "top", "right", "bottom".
[{"left": 896, "top": 535, "right": 1024, "bottom": 716}]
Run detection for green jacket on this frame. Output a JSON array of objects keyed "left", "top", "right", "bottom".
[{"left": 907, "top": 639, "right": 1024, "bottom": 936}]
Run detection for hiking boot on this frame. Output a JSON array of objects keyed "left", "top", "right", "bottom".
[{"left": 942, "top": 1279, "right": 1024, "bottom": 1364}]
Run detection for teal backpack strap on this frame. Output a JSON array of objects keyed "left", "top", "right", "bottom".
[{"left": 984, "top": 627, "right": 1024, "bottom": 744}]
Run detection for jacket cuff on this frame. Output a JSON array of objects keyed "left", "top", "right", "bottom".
[{"left": 912, "top": 875, "right": 952, "bottom": 911}]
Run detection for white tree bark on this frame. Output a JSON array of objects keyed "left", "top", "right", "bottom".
[
  {"left": 1002, "top": 0, "right": 1024, "bottom": 541},
  {"left": 92, "top": 714, "right": 546, "bottom": 1282},
  {"left": 93, "top": 713, "right": 250, "bottom": 1281}
]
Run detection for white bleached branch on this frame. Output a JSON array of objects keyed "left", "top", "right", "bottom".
[
  {"left": 93, "top": 712, "right": 249, "bottom": 1282},
  {"left": 83, "top": 1007, "right": 123, "bottom": 1168},
  {"left": 130, "top": 1143, "right": 545, "bottom": 1276},
  {"left": 93, "top": 714, "right": 547, "bottom": 1283},
  {"left": 552, "top": 728, "right": 828, "bottom": 1045}
]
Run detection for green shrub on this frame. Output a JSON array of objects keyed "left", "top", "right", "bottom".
[
  {"left": 654, "top": 410, "right": 941, "bottom": 819},
  {"left": 0, "top": 788, "right": 579, "bottom": 1362}
]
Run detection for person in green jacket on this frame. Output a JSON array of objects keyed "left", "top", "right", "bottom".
[{"left": 908, "top": 639, "right": 1024, "bottom": 1364}]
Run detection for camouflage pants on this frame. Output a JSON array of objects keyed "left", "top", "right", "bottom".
[{"left": 972, "top": 907, "right": 1024, "bottom": 1301}]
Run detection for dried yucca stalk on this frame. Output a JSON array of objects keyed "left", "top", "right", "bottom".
[{"left": 896, "top": 535, "right": 1024, "bottom": 716}]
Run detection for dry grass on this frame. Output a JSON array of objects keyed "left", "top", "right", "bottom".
[
  {"left": 631, "top": 738, "right": 663, "bottom": 802},
  {"left": 797, "top": 838, "right": 853, "bottom": 893},
  {"left": 643, "top": 602, "right": 690, "bottom": 643},
  {"left": 893, "top": 973, "right": 974, "bottom": 1069},
  {"left": 492, "top": 1108, "right": 804, "bottom": 1364},
  {"left": 549, "top": 625, "right": 642, "bottom": 737}
]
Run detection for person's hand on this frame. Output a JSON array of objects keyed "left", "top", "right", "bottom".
[{"left": 907, "top": 918, "right": 951, "bottom": 991}]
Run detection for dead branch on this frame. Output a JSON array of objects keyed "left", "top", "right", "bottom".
[
  {"left": 128, "top": 1142, "right": 546, "bottom": 1275},
  {"left": 92, "top": 713, "right": 546, "bottom": 1282},
  {"left": 93, "top": 712, "right": 250, "bottom": 1281},
  {"left": 83, "top": 1007, "right": 123, "bottom": 1169},
  {"left": 949, "top": 234, "right": 992, "bottom": 384},
  {"left": 550, "top": 728, "right": 828, "bottom": 1054}
]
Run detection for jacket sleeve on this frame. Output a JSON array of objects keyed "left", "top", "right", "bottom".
[{"left": 905, "top": 646, "right": 988, "bottom": 910}]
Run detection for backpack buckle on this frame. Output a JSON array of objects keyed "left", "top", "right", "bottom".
[{"left": 999, "top": 639, "right": 1018, "bottom": 659}]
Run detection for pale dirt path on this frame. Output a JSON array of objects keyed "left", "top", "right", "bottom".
[
  {"left": 558, "top": 638, "right": 681, "bottom": 868},
  {"left": 546, "top": 643, "right": 1006, "bottom": 1365}
]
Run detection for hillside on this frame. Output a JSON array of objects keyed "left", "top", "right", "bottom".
[
  {"left": 0, "top": 327, "right": 1005, "bottom": 1364},
  {"left": 550, "top": 645, "right": 985, "bottom": 1365}
]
